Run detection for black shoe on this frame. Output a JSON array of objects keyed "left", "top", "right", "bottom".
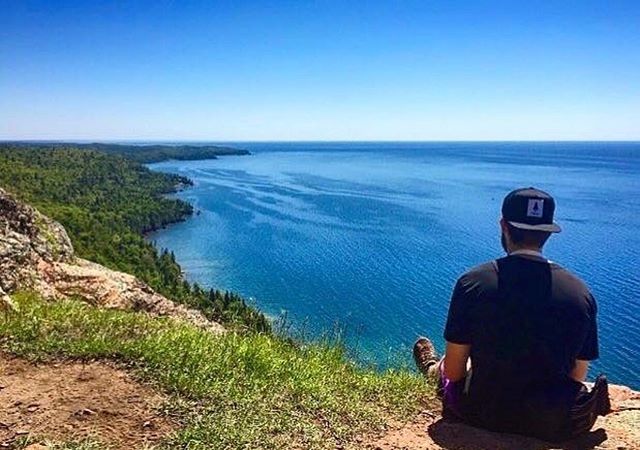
[
  {"left": 593, "top": 374, "right": 611, "bottom": 416},
  {"left": 413, "top": 337, "right": 438, "bottom": 377}
]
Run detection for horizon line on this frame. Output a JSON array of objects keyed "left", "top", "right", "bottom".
[{"left": 2, "top": 139, "right": 640, "bottom": 144}]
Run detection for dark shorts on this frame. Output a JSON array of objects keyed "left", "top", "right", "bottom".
[{"left": 431, "top": 358, "right": 470, "bottom": 419}]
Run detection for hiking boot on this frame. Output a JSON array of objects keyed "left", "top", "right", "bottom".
[{"left": 413, "top": 337, "right": 438, "bottom": 378}]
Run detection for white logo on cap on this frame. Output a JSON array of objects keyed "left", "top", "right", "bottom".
[{"left": 527, "top": 199, "right": 544, "bottom": 218}]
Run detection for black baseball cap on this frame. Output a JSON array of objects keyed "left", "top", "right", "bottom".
[{"left": 502, "top": 187, "right": 561, "bottom": 233}]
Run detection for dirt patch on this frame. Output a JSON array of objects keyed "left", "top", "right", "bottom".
[
  {"left": 0, "top": 354, "right": 177, "bottom": 449},
  {"left": 365, "top": 385, "right": 640, "bottom": 450}
]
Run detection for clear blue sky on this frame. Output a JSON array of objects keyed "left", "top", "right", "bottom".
[{"left": 1, "top": 1, "right": 639, "bottom": 141}]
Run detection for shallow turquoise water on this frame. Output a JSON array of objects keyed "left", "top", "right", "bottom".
[{"left": 149, "top": 142, "right": 640, "bottom": 388}]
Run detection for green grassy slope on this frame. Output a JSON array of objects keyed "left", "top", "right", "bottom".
[{"left": 1, "top": 293, "right": 433, "bottom": 449}]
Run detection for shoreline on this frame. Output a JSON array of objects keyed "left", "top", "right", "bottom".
[{"left": 0, "top": 143, "right": 270, "bottom": 333}]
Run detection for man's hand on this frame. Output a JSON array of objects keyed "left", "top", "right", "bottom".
[{"left": 443, "top": 342, "right": 471, "bottom": 382}]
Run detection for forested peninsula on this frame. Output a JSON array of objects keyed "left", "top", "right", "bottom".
[
  {"left": 4, "top": 141, "right": 250, "bottom": 163},
  {"left": 0, "top": 143, "right": 267, "bottom": 331}
]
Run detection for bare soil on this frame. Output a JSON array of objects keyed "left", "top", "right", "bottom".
[{"left": 0, "top": 354, "right": 177, "bottom": 449}]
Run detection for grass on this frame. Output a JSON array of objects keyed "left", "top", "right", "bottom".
[
  {"left": 1, "top": 293, "right": 434, "bottom": 449},
  {"left": 15, "top": 436, "right": 107, "bottom": 450}
]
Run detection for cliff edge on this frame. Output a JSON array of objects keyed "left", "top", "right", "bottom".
[{"left": 0, "top": 188, "right": 223, "bottom": 332}]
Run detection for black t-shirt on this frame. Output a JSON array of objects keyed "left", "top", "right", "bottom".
[{"left": 444, "top": 254, "right": 599, "bottom": 431}]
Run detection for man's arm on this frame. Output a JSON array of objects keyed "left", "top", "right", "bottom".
[
  {"left": 572, "top": 293, "right": 598, "bottom": 383},
  {"left": 443, "top": 275, "right": 475, "bottom": 382},
  {"left": 570, "top": 359, "right": 589, "bottom": 382},
  {"left": 443, "top": 342, "right": 471, "bottom": 382}
]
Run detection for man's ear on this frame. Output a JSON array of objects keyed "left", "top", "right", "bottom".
[
  {"left": 499, "top": 217, "right": 509, "bottom": 233},
  {"left": 499, "top": 218, "right": 512, "bottom": 253}
]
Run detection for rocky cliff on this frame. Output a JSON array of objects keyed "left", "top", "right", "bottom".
[{"left": 0, "top": 188, "right": 223, "bottom": 332}]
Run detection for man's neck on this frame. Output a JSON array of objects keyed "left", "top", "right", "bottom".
[{"left": 508, "top": 246, "right": 543, "bottom": 257}]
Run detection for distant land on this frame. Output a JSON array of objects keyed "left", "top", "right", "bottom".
[{"left": 1, "top": 141, "right": 250, "bottom": 164}]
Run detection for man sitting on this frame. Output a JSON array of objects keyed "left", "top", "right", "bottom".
[{"left": 414, "top": 187, "right": 610, "bottom": 441}]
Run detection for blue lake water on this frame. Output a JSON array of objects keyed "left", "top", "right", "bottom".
[{"left": 149, "top": 142, "right": 640, "bottom": 389}]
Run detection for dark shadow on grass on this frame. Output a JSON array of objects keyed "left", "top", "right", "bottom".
[{"left": 427, "top": 418, "right": 607, "bottom": 450}]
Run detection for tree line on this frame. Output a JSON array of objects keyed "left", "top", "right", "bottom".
[{"left": 5, "top": 141, "right": 250, "bottom": 163}]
